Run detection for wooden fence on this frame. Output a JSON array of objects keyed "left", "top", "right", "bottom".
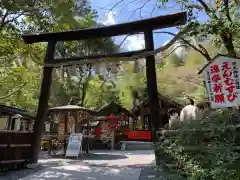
[{"left": 0, "top": 131, "right": 33, "bottom": 170}]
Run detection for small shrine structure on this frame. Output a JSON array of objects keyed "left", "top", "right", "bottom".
[
  {"left": 0, "top": 105, "right": 35, "bottom": 169},
  {"left": 132, "top": 94, "right": 183, "bottom": 140},
  {"left": 45, "top": 105, "right": 97, "bottom": 140}
]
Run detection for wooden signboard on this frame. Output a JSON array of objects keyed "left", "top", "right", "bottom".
[{"left": 65, "top": 133, "right": 83, "bottom": 158}]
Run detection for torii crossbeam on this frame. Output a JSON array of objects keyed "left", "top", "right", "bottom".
[{"left": 22, "top": 11, "right": 187, "bottom": 164}]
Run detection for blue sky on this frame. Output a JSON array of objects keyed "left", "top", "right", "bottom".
[{"left": 89, "top": 0, "right": 208, "bottom": 51}]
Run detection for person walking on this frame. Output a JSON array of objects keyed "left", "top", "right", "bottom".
[
  {"left": 168, "top": 108, "right": 179, "bottom": 127},
  {"left": 180, "top": 98, "right": 200, "bottom": 121}
]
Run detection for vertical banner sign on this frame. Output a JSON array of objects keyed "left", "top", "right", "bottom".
[
  {"left": 58, "top": 114, "right": 65, "bottom": 136},
  {"left": 65, "top": 133, "right": 83, "bottom": 158},
  {"left": 203, "top": 55, "right": 240, "bottom": 108}
]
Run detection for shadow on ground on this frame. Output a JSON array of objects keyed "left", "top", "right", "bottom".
[
  {"left": 0, "top": 165, "right": 46, "bottom": 180},
  {"left": 0, "top": 151, "right": 154, "bottom": 180},
  {"left": 79, "top": 153, "right": 128, "bottom": 160},
  {"left": 81, "top": 161, "right": 151, "bottom": 168},
  {"left": 40, "top": 152, "right": 128, "bottom": 160},
  {"left": 2, "top": 165, "right": 141, "bottom": 180},
  {"left": 0, "top": 154, "right": 131, "bottom": 180}
]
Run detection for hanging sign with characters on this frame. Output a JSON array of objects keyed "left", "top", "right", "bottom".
[{"left": 203, "top": 55, "right": 240, "bottom": 109}]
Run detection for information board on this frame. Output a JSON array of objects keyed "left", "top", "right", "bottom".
[{"left": 65, "top": 133, "right": 83, "bottom": 158}]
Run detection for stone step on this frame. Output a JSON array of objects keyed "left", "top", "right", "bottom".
[{"left": 121, "top": 141, "right": 154, "bottom": 150}]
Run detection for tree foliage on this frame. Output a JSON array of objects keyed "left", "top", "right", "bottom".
[
  {"left": 157, "top": 110, "right": 240, "bottom": 180},
  {"left": 1, "top": 0, "right": 240, "bottom": 114},
  {"left": 0, "top": 0, "right": 120, "bottom": 112},
  {"left": 157, "top": 0, "right": 240, "bottom": 58}
]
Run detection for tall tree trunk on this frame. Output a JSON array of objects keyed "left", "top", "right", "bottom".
[{"left": 221, "top": 33, "right": 236, "bottom": 57}]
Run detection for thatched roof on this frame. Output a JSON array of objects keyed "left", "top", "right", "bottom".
[
  {"left": 0, "top": 105, "right": 35, "bottom": 120},
  {"left": 96, "top": 102, "right": 133, "bottom": 116},
  {"left": 47, "top": 105, "right": 97, "bottom": 113},
  {"left": 133, "top": 94, "right": 184, "bottom": 113}
]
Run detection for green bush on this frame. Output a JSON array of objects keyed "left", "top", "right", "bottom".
[{"left": 156, "top": 110, "right": 240, "bottom": 180}]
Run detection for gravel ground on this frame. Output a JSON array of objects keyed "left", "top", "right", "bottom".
[
  {"left": 0, "top": 164, "right": 156, "bottom": 180},
  {"left": 0, "top": 152, "right": 53, "bottom": 180},
  {"left": 0, "top": 165, "right": 46, "bottom": 180},
  {"left": 0, "top": 150, "right": 155, "bottom": 180},
  {"left": 138, "top": 166, "right": 157, "bottom": 180},
  {"left": 138, "top": 164, "right": 187, "bottom": 180}
]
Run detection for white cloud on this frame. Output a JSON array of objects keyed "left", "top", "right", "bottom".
[
  {"left": 125, "top": 34, "right": 145, "bottom": 51},
  {"left": 103, "top": 12, "right": 145, "bottom": 51},
  {"left": 103, "top": 11, "right": 116, "bottom": 25},
  {"left": 163, "top": 40, "right": 170, "bottom": 46}
]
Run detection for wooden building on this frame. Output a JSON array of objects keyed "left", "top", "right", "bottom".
[
  {"left": 95, "top": 102, "right": 133, "bottom": 135},
  {"left": 94, "top": 102, "right": 133, "bottom": 146},
  {"left": 132, "top": 95, "right": 183, "bottom": 141},
  {"left": 0, "top": 105, "right": 35, "bottom": 132},
  {"left": 0, "top": 105, "right": 35, "bottom": 169},
  {"left": 45, "top": 105, "right": 97, "bottom": 140}
]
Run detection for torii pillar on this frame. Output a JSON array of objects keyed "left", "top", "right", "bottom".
[{"left": 22, "top": 12, "right": 187, "bottom": 164}]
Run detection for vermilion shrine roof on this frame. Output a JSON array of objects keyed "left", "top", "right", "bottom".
[{"left": 0, "top": 104, "right": 35, "bottom": 119}]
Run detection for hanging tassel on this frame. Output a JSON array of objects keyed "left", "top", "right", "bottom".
[
  {"left": 60, "top": 65, "right": 64, "bottom": 82},
  {"left": 76, "top": 65, "right": 81, "bottom": 78},
  {"left": 71, "top": 64, "right": 77, "bottom": 76}
]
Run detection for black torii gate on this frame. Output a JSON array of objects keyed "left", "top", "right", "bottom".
[{"left": 22, "top": 12, "right": 187, "bottom": 163}]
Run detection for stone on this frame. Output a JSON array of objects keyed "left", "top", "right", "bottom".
[{"left": 26, "top": 163, "right": 39, "bottom": 169}]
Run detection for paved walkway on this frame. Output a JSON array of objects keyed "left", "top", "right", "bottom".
[{"left": 19, "top": 150, "right": 155, "bottom": 180}]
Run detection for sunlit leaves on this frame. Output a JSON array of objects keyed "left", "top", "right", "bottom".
[
  {"left": 156, "top": 48, "right": 208, "bottom": 103},
  {"left": 0, "top": 0, "right": 114, "bottom": 113}
]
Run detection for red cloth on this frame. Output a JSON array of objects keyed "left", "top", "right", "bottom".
[{"left": 95, "top": 128, "right": 101, "bottom": 137}]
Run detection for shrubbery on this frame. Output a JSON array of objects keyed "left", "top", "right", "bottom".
[{"left": 156, "top": 110, "right": 240, "bottom": 180}]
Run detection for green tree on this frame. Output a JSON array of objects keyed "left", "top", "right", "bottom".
[
  {"left": 155, "top": 45, "right": 216, "bottom": 104},
  {"left": 0, "top": 0, "right": 119, "bottom": 112},
  {"left": 156, "top": 0, "right": 239, "bottom": 57},
  {"left": 115, "top": 62, "right": 147, "bottom": 110}
]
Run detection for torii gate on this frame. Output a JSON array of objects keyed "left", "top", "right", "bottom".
[{"left": 22, "top": 12, "right": 187, "bottom": 163}]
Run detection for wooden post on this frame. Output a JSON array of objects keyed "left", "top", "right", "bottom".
[
  {"left": 74, "top": 113, "right": 77, "bottom": 133},
  {"left": 140, "top": 104, "right": 145, "bottom": 130},
  {"left": 6, "top": 115, "right": 12, "bottom": 130},
  {"left": 111, "top": 129, "right": 115, "bottom": 150},
  {"left": 30, "top": 41, "right": 56, "bottom": 164},
  {"left": 144, "top": 30, "right": 162, "bottom": 142}
]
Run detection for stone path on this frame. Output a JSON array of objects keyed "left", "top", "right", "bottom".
[{"left": 0, "top": 150, "right": 155, "bottom": 180}]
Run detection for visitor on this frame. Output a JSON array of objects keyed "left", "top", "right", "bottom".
[
  {"left": 180, "top": 98, "right": 200, "bottom": 121},
  {"left": 168, "top": 108, "right": 179, "bottom": 127}
]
